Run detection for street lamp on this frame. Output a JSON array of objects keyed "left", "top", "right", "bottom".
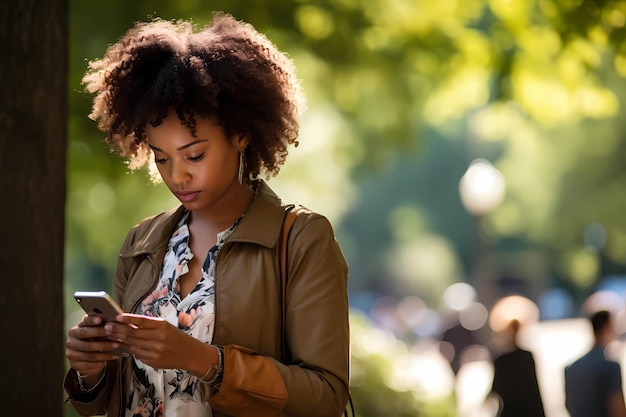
[
  {"left": 459, "top": 158, "right": 505, "bottom": 216},
  {"left": 459, "top": 158, "right": 506, "bottom": 306}
]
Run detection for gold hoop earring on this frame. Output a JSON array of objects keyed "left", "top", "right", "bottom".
[{"left": 238, "top": 150, "right": 246, "bottom": 185}]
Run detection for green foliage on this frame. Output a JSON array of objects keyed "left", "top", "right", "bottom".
[
  {"left": 66, "top": 0, "right": 626, "bottom": 313},
  {"left": 349, "top": 312, "right": 457, "bottom": 417}
]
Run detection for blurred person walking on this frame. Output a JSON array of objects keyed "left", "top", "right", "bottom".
[
  {"left": 488, "top": 318, "right": 546, "bottom": 417},
  {"left": 565, "top": 310, "right": 626, "bottom": 417}
]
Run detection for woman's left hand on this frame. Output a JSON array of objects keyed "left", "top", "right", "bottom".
[{"left": 104, "top": 313, "right": 207, "bottom": 371}]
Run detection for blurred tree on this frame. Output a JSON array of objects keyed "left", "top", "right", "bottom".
[
  {"left": 0, "top": 1, "right": 67, "bottom": 415},
  {"left": 66, "top": 1, "right": 626, "bottom": 305}
]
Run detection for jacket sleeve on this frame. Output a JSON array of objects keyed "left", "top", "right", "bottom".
[
  {"left": 208, "top": 213, "right": 350, "bottom": 417},
  {"left": 208, "top": 345, "right": 289, "bottom": 416},
  {"left": 63, "top": 361, "right": 121, "bottom": 416}
]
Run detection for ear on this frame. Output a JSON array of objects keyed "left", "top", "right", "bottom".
[{"left": 234, "top": 134, "right": 250, "bottom": 150}]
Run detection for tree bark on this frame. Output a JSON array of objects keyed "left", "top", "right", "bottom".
[{"left": 0, "top": 1, "right": 67, "bottom": 416}]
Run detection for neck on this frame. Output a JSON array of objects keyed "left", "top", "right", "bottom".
[{"left": 190, "top": 182, "right": 255, "bottom": 230}]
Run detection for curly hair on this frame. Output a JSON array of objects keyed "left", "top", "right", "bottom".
[{"left": 82, "top": 12, "right": 305, "bottom": 180}]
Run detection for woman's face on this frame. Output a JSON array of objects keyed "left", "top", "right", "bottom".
[{"left": 146, "top": 111, "right": 248, "bottom": 214}]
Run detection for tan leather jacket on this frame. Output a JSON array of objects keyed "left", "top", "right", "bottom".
[{"left": 65, "top": 181, "right": 350, "bottom": 417}]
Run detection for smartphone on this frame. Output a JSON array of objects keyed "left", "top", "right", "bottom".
[{"left": 73, "top": 290, "right": 129, "bottom": 356}]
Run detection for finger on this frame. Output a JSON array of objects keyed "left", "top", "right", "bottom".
[
  {"left": 68, "top": 332, "right": 122, "bottom": 353},
  {"left": 73, "top": 340, "right": 122, "bottom": 355},
  {"left": 103, "top": 321, "right": 139, "bottom": 341},
  {"left": 101, "top": 322, "right": 143, "bottom": 350},
  {"left": 104, "top": 323, "right": 169, "bottom": 355},
  {"left": 66, "top": 345, "right": 119, "bottom": 364},
  {"left": 67, "top": 350, "right": 115, "bottom": 365},
  {"left": 70, "top": 324, "right": 108, "bottom": 341},
  {"left": 77, "top": 315, "right": 103, "bottom": 327},
  {"left": 116, "top": 313, "right": 165, "bottom": 328},
  {"left": 125, "top": 344, "right": 160, "bottom": 363},
  {"left": 102, "top": 327, "right": 150, "bottom": 350}
]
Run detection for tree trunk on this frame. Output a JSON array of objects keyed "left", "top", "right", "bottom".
[{"left": 0, "top": 1, "right": 67, "bottom": 416}]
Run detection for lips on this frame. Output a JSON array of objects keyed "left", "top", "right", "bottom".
[{"left": 173, "top": 191, "right": 200, "bottom": 202}]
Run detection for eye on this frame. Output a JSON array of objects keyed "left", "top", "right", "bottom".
[
  {"left": 188, "top": 153, "right": 205, "bottom": 162},
  {"left": 154, "top": 156, "right": 168, "bottom": 164}
]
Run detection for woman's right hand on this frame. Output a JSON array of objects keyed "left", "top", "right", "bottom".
[{"left": 66, "top": 315, "right": 120, "bottom": 388}]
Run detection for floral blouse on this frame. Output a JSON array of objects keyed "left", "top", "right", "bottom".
[{"left": 124, "top": 210, "right": 239, "bottom": 417}]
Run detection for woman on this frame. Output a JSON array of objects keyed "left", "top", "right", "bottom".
[{"left": 64, "top": 12, "right": 350, "bottom": 417}]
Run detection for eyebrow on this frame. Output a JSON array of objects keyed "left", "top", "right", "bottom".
[{"left": 148, "top": 139, "right": 209, "bottom": 152}]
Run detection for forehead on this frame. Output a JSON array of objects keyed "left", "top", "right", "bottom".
[
  {"left": 146, "top": 113, "right": 230, "bottom": 153},
  {"left": 146, "top": 112, "right": 225, "bottom": 143}
]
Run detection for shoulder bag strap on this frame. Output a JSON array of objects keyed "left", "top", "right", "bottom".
[
  {"left": 279, "top": 205, "right": 355, "bottom": 417},
  {"left": 280, "top": 206, "right": 297, "bottom": 363}
]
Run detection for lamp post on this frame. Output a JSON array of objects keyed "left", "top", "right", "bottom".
[{"left": 459, "top": 158, "right": 506, "bottom": 307}]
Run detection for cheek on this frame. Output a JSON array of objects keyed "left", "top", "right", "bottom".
[
  {"left": 203, "top": 154, "right": 237, "bottom": 178},
  {"left": 154, "top": 164, "right": 172, "bottom": 184}
]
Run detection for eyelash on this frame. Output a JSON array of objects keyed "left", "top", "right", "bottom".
[
  {"left": 153, "top": 153, "right": 205, "bottom": 164},
  {"left": 188, "top": 154, "right": 205, "bottom": 162}
]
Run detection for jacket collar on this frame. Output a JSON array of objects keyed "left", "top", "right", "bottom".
[
  {"left": 121, "top": 205, "right": 186, "bottom": 258},
  {"left": 228, "top": 180, "right": 291, "bottom": 248},
  {"left": 121, "top": 180, "right": 288, "bottom": 257}
]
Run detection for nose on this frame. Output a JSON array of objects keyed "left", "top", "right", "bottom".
[{"left": 169, "top": 160, "right": 191, "bottom": 185}]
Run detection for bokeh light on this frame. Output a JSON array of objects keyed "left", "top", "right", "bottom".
[
  {"left": 441, "top": 282, "right": 477, "bottom": 311},
  {"left": 459, "top": 159, "right": 506, "bottom": 216},
  {"left": 489, "top": 295, "right": 540, "bottom": 332},
  {"left": 581, "top": 290, "right": 624, "bottom": 316},
  {"left": 459, "top": 301, "right": 488, "bottom": 331}
]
